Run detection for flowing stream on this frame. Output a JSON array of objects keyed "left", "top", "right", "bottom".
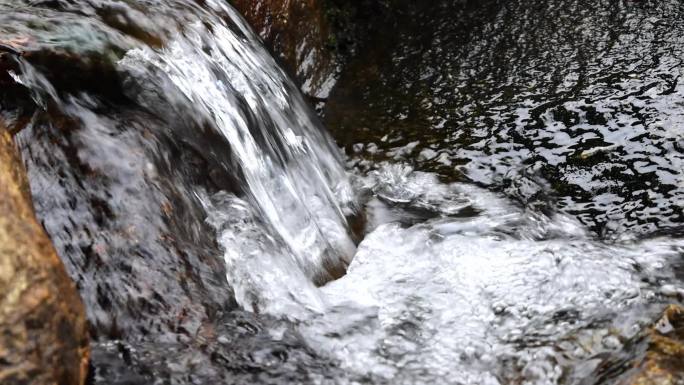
[{"left": 1, "top": 0, "right": 683, "bottom": 384}]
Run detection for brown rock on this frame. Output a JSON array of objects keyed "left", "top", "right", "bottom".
[
  {"left": 621, "top": 305, "right": 684, "bottom": 385},
  {"left": 232, "top": 0, "right": 402, "bottom": 102},
  {"left": 0, "top": 128, "right": 89, "bottom": 385},
  {"left": 232, "top": 0, "right": 338, "bottom": 98}
]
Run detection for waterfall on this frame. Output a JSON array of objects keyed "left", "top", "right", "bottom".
[
  {"left": 116, "top": 0, "right": 358, "bottom": 314},
  {"left": 5, "top": 0, "right": 357, "bottom": 316}
]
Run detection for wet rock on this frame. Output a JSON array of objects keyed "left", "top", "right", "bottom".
[
  {"left": 623, "top": 305, "right": 684, "bottom": 385},
  {"left": 88, "top": 311, "right": 346, "bottom": 385},
  {"left": 15, "top": 106, "right": 237, "bottom": 342},
  {"left": 3, "top": 2, "right": 357, "bottom": 381},
  {"left": 232, "top": 0, "right": 338, "bottom": 98},
  {"left": 232, "top": 0, "right": 400, "bottom": 99},
  {"left": 1, "top": 4, "right": 238, "bottom": 342},
  {"left": 587, "top": 305, "right": 684, "bottom": 385},
  {"left": 0, "top": 129, "right": 89, "bottom": 385}
]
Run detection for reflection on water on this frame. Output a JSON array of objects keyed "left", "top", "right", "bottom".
[{"left": 326, "top": 0, "right": 684, "bottom": 238}]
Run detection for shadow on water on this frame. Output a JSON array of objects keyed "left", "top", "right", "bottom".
[{"left": 326, "top": 0, "right": 684, "bottom": 239}]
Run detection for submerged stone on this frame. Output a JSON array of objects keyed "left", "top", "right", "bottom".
[{"left": 624, "top": 305, "right": 684, "bottom": 385}]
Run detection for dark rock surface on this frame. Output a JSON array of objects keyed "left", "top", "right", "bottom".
[
  {"left": 231, "top": 0, "right": 401, "bottom": 99},
  {"left": 0, "top": 129, "right": 89, "bottom": 385},
  {"left": 16, "top": 105, "right": 237, "bottom": 341},
  {"left": 231, "top": 0, "right": 337, "bottom": 98}
]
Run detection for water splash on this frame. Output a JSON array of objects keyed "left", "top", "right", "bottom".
[{"left": 300, "top": 164, "right": 684, "bottom": 384}]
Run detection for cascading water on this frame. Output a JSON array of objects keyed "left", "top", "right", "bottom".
[
  {"left": 115, "top": 0, "right": 358, "bottom": 313},
  {"left": 1, "top": 0, "right": 684, "bottom": 384},
  {"left": 4, "top": 0, "right": 356, "bottom": 317}
]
